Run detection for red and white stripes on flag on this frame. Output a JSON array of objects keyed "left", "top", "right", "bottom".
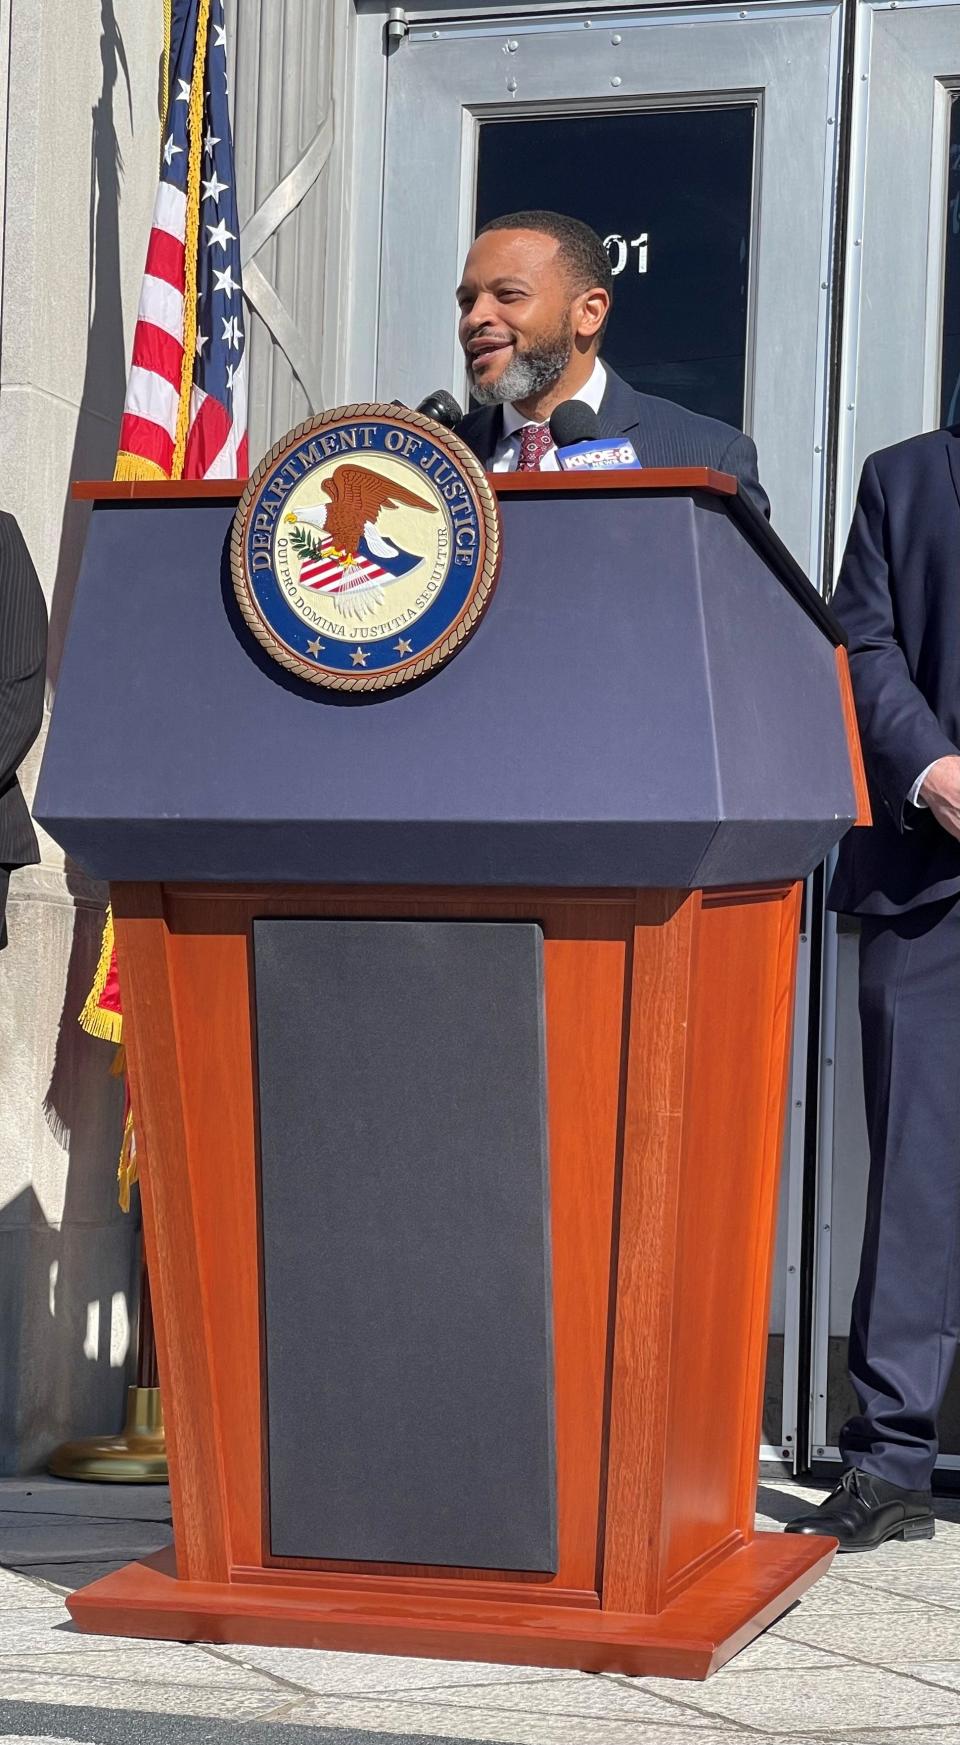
[
  {"left": 121, "top": 183, "right": 248, "bottom": 475},
  {"left": 119, "top": 183, "right": 190, "bottom": 478}
]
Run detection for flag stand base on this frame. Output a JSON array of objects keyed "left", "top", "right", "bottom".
[
  {"left": 47, "top": 1386, "right": 167, "bottom": 1483},
  {"left": 48, "top": 1231, "right": 167, "bottom": 1483}
]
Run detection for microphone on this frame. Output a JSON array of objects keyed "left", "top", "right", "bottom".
[
  {"left": 549, "top": 402, "right": 600, "bottom": 448},
  {"left": 415, "top": 389, "right": 463, "bottom": 429},
  {"left": 549, "top": 401, "right": 640, "bottom": 472}
]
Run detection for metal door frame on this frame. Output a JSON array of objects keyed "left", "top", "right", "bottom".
[
  {"left": 345, "top": 0, "right": 850, "bottom": 1468},
  {"left": 345, "top": 0, "right": 960, "bottom": 1475},
  {"left": 811, "top": 0, "right": 960, "bottom": 1470}
]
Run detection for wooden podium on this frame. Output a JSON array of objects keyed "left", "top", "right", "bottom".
[{"left": 36, "top": 471, "right": 866, "bottom": 1679}]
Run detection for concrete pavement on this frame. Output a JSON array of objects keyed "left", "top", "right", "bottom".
[{"left": 2, "top": 1476, "right": 960, "bottom": 1743}]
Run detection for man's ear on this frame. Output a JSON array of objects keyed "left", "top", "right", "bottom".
[{"left": 575, "top": 287, "right": 610, "bottom": 342}]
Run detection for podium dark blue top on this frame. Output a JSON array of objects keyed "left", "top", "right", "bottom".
[{"left": 36, "top": 479, "right": 858, "bottom": 889}]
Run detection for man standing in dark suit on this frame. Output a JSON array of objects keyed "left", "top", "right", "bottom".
[
  {"left": 787, "top": 429, "right": 960, "bottom": 1551},
  {"left": 0, "top": 512, "right": 47, "bottom": 950},
  {"left": 453, "top": 210, "right": 769, "bottom": 516}
]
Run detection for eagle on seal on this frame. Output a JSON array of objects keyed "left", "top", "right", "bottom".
[
  {"left": 286, "top": 463, "right": 438, "bottom": 620},
  {"left": 321, "top": 464, "right": 437, "bottom": 561}
]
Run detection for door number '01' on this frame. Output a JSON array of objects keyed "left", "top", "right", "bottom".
[{"left": 604, "top": 233, "right": 649, "bottom": 275}]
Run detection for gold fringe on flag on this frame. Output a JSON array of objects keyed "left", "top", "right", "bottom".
[
  {"left": 117, "top": 1101, "right": 138, "bottom": 1215},
  {"left": 79, "top": 908, "right": 124, "bottom": 1046},
  {"left": 171, "top": 0, "right": 211, "bottom": 480},
  {"left": 113, "top": 452, "right": 169, "bottom": 483}
]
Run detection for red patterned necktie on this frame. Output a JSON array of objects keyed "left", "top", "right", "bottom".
[{"left": 517, "top": 422, "right": 553, "bottom": 471}]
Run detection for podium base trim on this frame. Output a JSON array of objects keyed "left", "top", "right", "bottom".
[{"left": 65, "top": 1531, "right": 834, "bottom": 1681}]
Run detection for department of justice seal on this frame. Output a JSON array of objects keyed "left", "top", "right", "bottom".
[{"left": 231, "top": 404, "right": 501, "bottom": 691}]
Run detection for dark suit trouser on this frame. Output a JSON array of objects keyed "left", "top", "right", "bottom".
[{"left": 841, "top": 896, "right": 960, "bottom": 1489}]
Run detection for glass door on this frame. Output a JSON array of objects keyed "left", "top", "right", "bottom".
[
  {"left": 473, "top": 103, "right": 756, "bottom": 428},
  {"left": 377, "top": 1, "right": 844, "bottom": 573}
]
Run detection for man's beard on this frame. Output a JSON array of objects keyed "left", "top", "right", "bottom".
[{"left": 468, "top": 327, "right": 574, "bottom": 406}]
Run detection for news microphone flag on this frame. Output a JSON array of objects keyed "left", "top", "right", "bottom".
[
  {"left": 547, "top": 400, "right": 640, "bottom": 472},
  {"left": 556, "top": 437, "right": 640, "bottom": 472},
  {"left": 81, "top": 0, "right": 248, "bottom": 1208}
]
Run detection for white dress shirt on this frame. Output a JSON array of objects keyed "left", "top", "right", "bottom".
[
  {"left": 488, "top": 359, "right": 608, "bottom": 473},
  {"left": 909, "top": 765, "right": 935, "bottom": 809}
]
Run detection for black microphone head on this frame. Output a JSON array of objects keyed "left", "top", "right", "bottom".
[
  {"left": 549, "top": 401, "right": 599, "bottom": 449},
  {"left": 416, "top": 389, "right": 464, "bottom": 429}
]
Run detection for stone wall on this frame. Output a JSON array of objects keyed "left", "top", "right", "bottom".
[{"left": 0, "top": 0, "right": 167, "bottom": 1471}]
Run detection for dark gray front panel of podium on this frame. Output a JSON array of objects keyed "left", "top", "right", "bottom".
[
  {"left": 36, "top": 492, "right": 857, "bottom": 886},
  {"left": 254, "top": 918, "right": 556, "bottom": 1570}
]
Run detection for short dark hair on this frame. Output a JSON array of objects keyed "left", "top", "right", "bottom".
[{"left": 477, "top": 209, "right": 613, "bottom": 341}]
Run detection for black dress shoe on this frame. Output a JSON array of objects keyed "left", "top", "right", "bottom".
[{"left": 784, "top": 1466, "right": 935, "bottom": 1553}]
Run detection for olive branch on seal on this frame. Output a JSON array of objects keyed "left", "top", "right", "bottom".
[{"left": 287, "top": 525, "right": 323, "bottom": 564}]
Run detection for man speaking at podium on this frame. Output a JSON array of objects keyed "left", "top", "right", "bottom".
[{"left": 453, "top": 209, "right": 769, "bottom": 518}]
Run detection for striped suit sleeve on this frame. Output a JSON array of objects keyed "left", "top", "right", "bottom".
[
  {"left": 0, "top": 513, "right": 47, "bottom": 791},
  {"left": 719, "top": 431, "right": 771, "bottom": 521}
]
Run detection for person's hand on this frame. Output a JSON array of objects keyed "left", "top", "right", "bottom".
[{"left": 919, "top": 755, "right": 960, "bottom": 841}]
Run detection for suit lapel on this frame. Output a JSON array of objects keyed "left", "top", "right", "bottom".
[
  {"left": 946, "top": 428, "right": 960, "bottom": 519},
  {"left": 596, "top": 366, "right": 644, "bottom": 456},
  {"left": 471, "top": 405, "right": 503, "bottom": 465}
]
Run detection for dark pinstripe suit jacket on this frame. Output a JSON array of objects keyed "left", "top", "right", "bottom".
[
  {"left": 0, "top": 511, "right": 47, "bottom": 871},
  {"left": 454, "top": 363, "right": 770, "bottom": 519}
]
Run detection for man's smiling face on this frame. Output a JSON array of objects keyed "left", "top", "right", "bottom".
[{"left": 456, "top": 229, "right": 579, "bottom": 406}]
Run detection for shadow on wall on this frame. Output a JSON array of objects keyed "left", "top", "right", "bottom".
[
  {"left": 0, "top": 1186, "right": 139, "bottom": 1475},
  {"left": 47, "top": 0, "right": 136, "bottom": 687},
  {"left": 0, "top": 878, "right": 138, "bottom": 1473}
]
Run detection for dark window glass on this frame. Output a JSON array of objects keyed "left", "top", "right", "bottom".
[
  {"left": 474, "top": 106, "right": 755, "bottom": 428},
  {"left": 941, "top": 95, "right": 960, "bottom": 427}
]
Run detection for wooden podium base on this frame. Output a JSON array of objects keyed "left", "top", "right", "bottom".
[
  {"left": 68, "top": 1533, "right": 832, "bottom": 1681},
  {"left": 72, "top": 877, "right": 834, "bottom": 1680}
]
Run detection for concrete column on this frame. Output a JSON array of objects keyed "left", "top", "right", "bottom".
[
  {"left": 0, "top": 0, "right": 161, "bottom": 1471},
  {"left": 0, "top": 0, "right": 353, "bottom": 1469}
]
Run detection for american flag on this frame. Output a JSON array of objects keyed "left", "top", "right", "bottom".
[
  {"left": 115, "top": 0, "right": 248, "bottom": 481},
  {"left": 81, "top": 0, "right": 249, "bottom": 1212}
]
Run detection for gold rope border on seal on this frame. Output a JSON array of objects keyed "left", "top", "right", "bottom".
[{"left": 230, "top": 404, "right": 502, "bottom": 693}]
